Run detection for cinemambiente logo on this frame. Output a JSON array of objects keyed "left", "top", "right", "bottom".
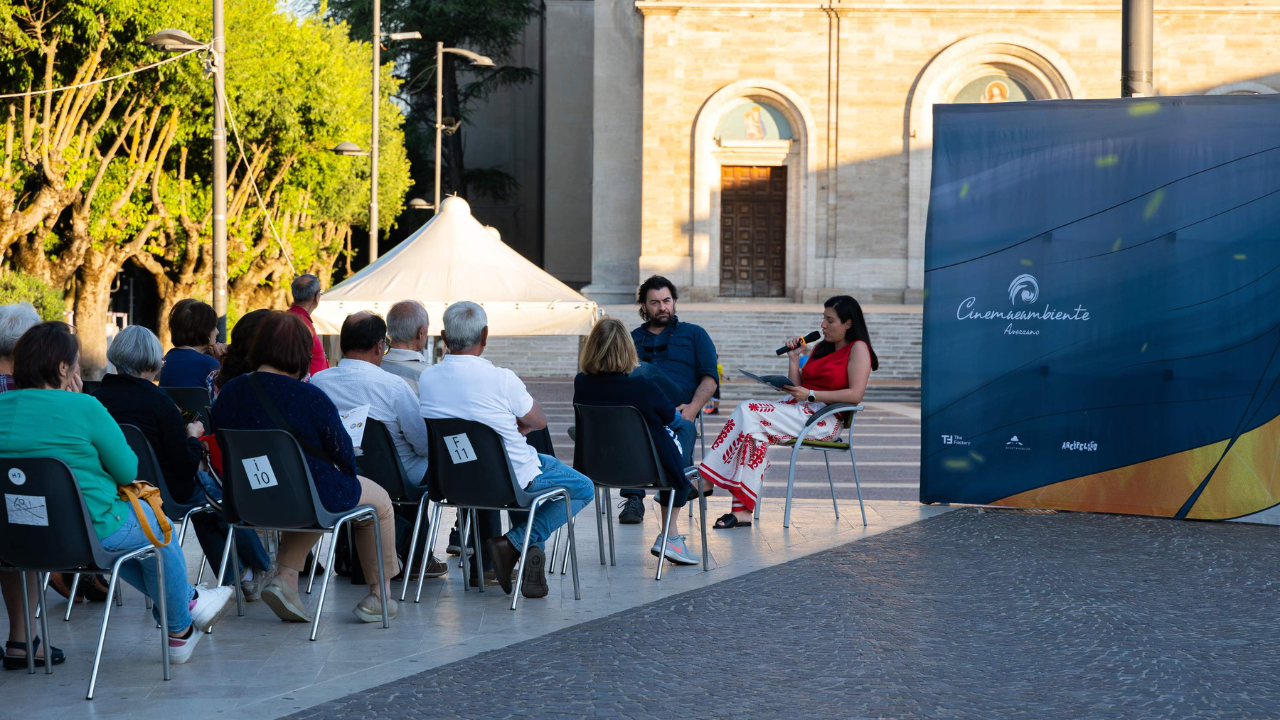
[{"left": 956, "top": 273, "right": 1091, "bottom": 336}]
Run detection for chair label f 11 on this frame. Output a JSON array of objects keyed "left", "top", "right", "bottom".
[{"left": 444, "top": 434, "right": 477, "bottom": 464}]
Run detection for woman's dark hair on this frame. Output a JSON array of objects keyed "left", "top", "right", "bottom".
[
  {"left": 248, "top": 311, "right": 315, "bottom": 379},
  {"left": 169, "top": 298, "right": 218, "bottom": 348},
  {"left": 216, "top": 309, "right": 272, "bottom": 389},
  {"left": 810, "top": 295, "right": 879, "bottom": 371},
  {"left": 12, "top": 321, "right": 79, "bottom": 390},
  {"left": 636, "top": 275, "right": 679, "bottom": 323}
]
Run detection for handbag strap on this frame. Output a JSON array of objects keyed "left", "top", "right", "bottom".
[
  {"left": 247, "top": 371, "right": 338, "bottom": 467},
  {"left": 118, "top": 483, "right": 172, "bottom": 547}
]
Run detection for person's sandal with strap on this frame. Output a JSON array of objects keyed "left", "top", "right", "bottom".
[
  {"left": 713, "top": 513, "right": 751, "bottom": 530},
  {"left": 3, "top": 637, "right": 65, "bottom": 670}
]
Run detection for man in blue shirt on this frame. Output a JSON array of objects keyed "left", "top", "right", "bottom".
[{"left": 619, "top": 276, "right": 719, "bottom": 523}]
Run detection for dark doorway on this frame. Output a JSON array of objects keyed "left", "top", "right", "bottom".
[{"left": 719, "top": 165, "right": 786, "bottom": 298}]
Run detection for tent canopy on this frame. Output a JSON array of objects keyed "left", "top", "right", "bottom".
[{"left": 312, "top": 196, "right": 598, "bottom": 336}]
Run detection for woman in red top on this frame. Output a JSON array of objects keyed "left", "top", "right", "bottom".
[{"left": 699, "top": 296, "right": 879, "bottom": 528}]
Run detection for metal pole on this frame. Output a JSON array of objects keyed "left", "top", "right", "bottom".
[
  {"left": 434, "top": 41, "right": 443, "bottom": 210},
  {"left": 369, "top": 0, "right": 380, "bottom": 262},
  {"left": 212, "top": 0, "right": 228, "bottom": 341},
  {"left": 1121, "top": 0, "right": 1154, "bottom": 97}
]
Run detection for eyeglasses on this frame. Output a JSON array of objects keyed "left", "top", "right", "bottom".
[{"left": 382, "top": 337, "right": 391, "bottom": 355}]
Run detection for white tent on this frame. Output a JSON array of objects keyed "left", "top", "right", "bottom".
[{"left": 312, "top": 196, "right": 598, "bottom": 336}]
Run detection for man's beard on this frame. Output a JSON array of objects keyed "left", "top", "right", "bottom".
[{"left": 646, "top": 311, "right": 673, "bottom": 327}]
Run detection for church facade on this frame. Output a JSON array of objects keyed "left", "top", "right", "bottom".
[{"left": 496, "top": 1, "right": 1280, "bottom": 304}]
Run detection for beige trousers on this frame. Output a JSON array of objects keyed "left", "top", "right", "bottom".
[{"left": 277, "top": 476, "right": 401, "bottom": 585}]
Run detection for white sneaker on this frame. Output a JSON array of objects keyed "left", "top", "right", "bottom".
[
  {"left": 352, "top": 593, "right": 398, "bottom": 623},
  {"left": 190, "top": 585, "right": 234, "bottom": 632},
  {"left": 650, "top": 534, "right": 700, "bottom": 565},
  {"left": 168, "top": 627, "right": 203, "bottom": 664}
]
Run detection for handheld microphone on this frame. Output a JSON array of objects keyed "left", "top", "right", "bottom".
[{"left": 776, "top": 331, "right": 821, "bottom": 356}]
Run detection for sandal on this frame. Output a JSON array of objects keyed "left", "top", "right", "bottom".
[
  {"left": 3, "top": 637, "right": 65, "bottom": 670},
  {"left": 713, "top": 513, "right": 752, "bottom": 529}
]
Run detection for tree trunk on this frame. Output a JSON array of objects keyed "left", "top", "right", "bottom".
[{"left": 74, "top": 259, "right": 117, "bottom": 380}]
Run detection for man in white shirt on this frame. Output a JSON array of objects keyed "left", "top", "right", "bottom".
[
  {"left": 383, "top": 300, "right": 432, "bottom": 388},
  {"left": 312, "top": 311, "right": 447, "bottom": 579},
  {"left": 418, "top": 301, "right": 594, "bottom": 599}
]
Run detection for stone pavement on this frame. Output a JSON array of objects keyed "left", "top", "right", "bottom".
[{"left": 286, "top": 508, "right": 1280, "bottom": 720}]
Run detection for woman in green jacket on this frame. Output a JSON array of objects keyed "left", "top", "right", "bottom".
[{"left": 0, "top": 323, "right": 233, "bottom": 667}]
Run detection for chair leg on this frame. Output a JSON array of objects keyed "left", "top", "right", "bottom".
[
  {"left": 114, "top": 578, "right": 123, "bottom": 606},
  {"left": 824, "top": 452, "right": 840, "bottom": 519},
  {"left": 510, "top": 501, "right": 541, "bottom": 611},
  {"left": 850, "top": 444, "right": 867, "bottom": 527},
  {"left": 399, "top": 500, "right": 426, "bottom": 602},
  {"left": 212, "top": 526, "right": 239, "bottom": 633},
  {"left": 417, "top": 503, "right": 443, "bottom": 603},
  {"left": 546, "top": 527, "right": 560, "bottom": 573},
  {"left": 19, "top": 572, "right": 33, "bottom": 675},
  {"left": 783, "top": 439, "right": 805, "bottom": 528},
  {"left": 37, "top": 573, "right": 52, "bottom": 675},
  {"left": 594, "top": 487, "right": 607, "bottom": 566},
  {"left": 655, "top": 489, "right": 677, "bottom": 581},
  {"left": 230, "top": 532, "right": 244, "bottom": 617},
  {"left": 195, "top": 558, "right": 207, "bottom": 587},
  {"left": 305, "top": 536, "right": 323, "bottom": 594},
  {"left": 698, "top": 487, "right": 710, "bottom": 572},
  {"left": 459, "top": 510, "right": 473, "bottom": 591},
  {"left": 469, "top": 509, "right": 486, "bottom": 594},
  {"left": 605, "top": 488, "right": 616, "bottom": 567},
  {"left": 564, "top": 491, "right": 581, "bottom": 600},
  {"left": 370, "top": 510, "right": 389, "bottom": 629},
  {"left": 63, "top": 573, "right": 82, "bottom": 621},
  {"left": 87, "top": 565, "right": 124, "bottom": 699},
  {"left": 559, "top": 517, "right": 574, "bottom": 575},
  {"left": 310, "top": 528, "right": 342, "bottom": 641},
  {"left": 155, "top": 548, "right": 170, "bottom": 682}
]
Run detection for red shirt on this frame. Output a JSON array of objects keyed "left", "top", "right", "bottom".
[
  {"left": 800, "top": 341, "right": 860, "bottom": 392},
  {"left": 288, "top": 304, "right": 330, "bottom": 377}
]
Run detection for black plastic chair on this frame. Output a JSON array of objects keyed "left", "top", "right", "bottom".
[
  {"left": 757, "top": 402, "right": 867, "bottom": 528},
  {"left": 355, "top": 418, "right": 431, "bottom": 602},
  {"left": 122, "top": 423, "right": 217, "bottom": 573},
  {"left": 0, "top": 457, "right": 170, "bottom": 699},
  {"left": 215, "top": 428, "right": 390, "bottom": 640},
  {"left": 160, "top": 386, "right": 212, "bottom": 432},
  {"left": 422, "top": 418, "right": 581, "bottom": 610},
  {"left": 573, "top": 404, "right": 709, "bottom": 579},
  {"left": 80, "top": 379, "right": 101, "bottom": 395}
]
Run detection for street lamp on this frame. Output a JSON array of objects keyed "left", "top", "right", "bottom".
[
  {"left": 434, "top": 44, "right": 494, "bottom": 209},
  {"left": 144, "top": 23, "right": 229, "bottom": 342},
  {"left": 407, "top": 198, "right": 434, "bottom": 211}
]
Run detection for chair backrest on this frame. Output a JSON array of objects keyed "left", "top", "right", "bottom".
[
  {"left": 572, "top": 404, "right": 670, "bottom": 489},
  {"left": 119, "top": 423, "right": 202, "bottom": 521},
  {"left": 424, "top": 417, "right": 527, "bottom": 509},
  {"left": 356, "top": 419, "right": 415, "bottom": 502},
  {"left": 161, "top": 386, "right": 212, "bottom": 429},
  {"left": 0, "top": 457, "right": 107, "bottom": 571},
  {"left": 525, "top": 426, "right": 556, "bottom": 456},
  {"left": 216, "top": 428, "right": 334, "bottom": 529},
  {"left": 81, "top": 380, "right": 101, "bottom": 395}
]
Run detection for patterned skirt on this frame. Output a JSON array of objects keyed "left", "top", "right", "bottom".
[{"left": 697, "top": 398, "right": 842, "bottom": 512}]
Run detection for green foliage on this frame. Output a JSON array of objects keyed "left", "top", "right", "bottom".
[{"left": 0, "top": 271, "right": 65, "bottom": 321}]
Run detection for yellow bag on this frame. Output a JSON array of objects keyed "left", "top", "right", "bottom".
[{"left": 117, "top": 482, "right": 173, "bottom": 547}]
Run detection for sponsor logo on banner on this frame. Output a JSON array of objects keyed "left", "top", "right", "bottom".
[
  {"left": 941, "top": 434, "right": 971, "bottom": 446},
  {"left": 1062, "top": 441, "right": 1098, "bottom": 452},
  {"left": 956, "top": 273, "right": 1090, "bottom": 337},
  {"left": 1005, "top": 435, "right": 1030, "bottom": 451}
]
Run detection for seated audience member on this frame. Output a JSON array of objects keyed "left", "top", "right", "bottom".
[
  {"left": 207, "top": 309, "right": 272, "bottom": 402},
  {"left": 287, "top": 273, "right": 329, "bottom": 376},
  {"left": 574, "top": 317, "right": 704, "bottom": 565},
  {"left": 94, "top": 325, "right": 274, "bottom": 599},
  {"left": 418, "top": 302, "right": 594, "bottom": 598},
  {"left": 311, "top": 312, "right": 446, "bottom": 578},
  {"left": 615, "top": 276, "right": 719, "bottom": 524},
  {"left": 382, "top": 300, "right": 431, "bottom": 387},
  {"left": 0, "top": 323, "right": 233, "bottom": 663},
  {"left": 211, "top": 311, "right": 400, "bottom": 623},
  {"left": 0, "top": 303, "right": 57, "bottom": 668},
  {"left": 699, "top": 295, "right": 877, "bottom": 529},
  {"left": 159, "top": 298, "right": 224, "bottom": 388}
]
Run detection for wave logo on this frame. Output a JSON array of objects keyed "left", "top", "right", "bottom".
[{"left": 1008, "top": 274, "right": 1039, "bottom": 305}]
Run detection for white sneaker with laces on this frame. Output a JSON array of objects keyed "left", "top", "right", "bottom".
[
  {"left": 650, "top": 533, "right": 700, "bottom": 565},
  {"left": 168, "top": 627, "right": 203, "bottom": 664},
  {"left": 190, "top": 585, "right": 234, "bottom": 632}
]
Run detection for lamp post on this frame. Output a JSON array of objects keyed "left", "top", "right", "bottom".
[
  {"left": 144, "top": 26, "right": 228, "bottom": 340},
  {"left": 433, "top": 44, "right": 494, "bottom": 209}
]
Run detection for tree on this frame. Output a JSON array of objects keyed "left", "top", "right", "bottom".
[
  {"left": 319, "top": 0, "right": 538, "bottom": 204},
  {"left": 0, "top": 0, "right": 410, "bottom": 370},
  {"left": 0, "top": 270, "right": 63, "bottom": 320}
]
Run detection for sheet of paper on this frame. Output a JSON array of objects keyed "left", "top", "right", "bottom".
[
  {"left": 5, "top": 493, "right": 48, "bottom": 526},
  {"left": 341, "top": 404, "right": 371, "bottom": 448},
  {"left": 241, "top": 455, "right": 279, "bottom": 490},
  {"left": 443, "top": 433, "right": 477, "bottom": 464}
]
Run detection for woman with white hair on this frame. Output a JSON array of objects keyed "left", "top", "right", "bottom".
[
  {"left": 0, "top": 303, "right": 41, "bottom": 392},
  {"left": 92, "top": 325, "right": 274, "bottom": 599}
]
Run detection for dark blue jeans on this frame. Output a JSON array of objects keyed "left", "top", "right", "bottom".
[
  {"left": 193, "top": 471, "right": 272, "bottom": 580},
  {"left": 622, "top": 363, "right": 697, "bottom": 500}
]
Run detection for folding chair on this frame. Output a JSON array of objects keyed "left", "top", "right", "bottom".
[
  {"left": 752, "top": 402, "right": 867, "bottom": 528},
  {"left": 355, "top": 419, "right": 431, "bottom": 602},
  {"left": 0, "top": 457, "right": 170, "bottom": 699},
  {"left": 423, "top": 418, "right": 581, "bottom": 610},
  {"left": 573, "top": 404, "right": 708, "bottom": 579},
  {"left": 160, "top": 386, "right": 213, "bottom": 432},
  {"left": 215, "top": 428, "right": 390, "bottom": 640}
]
